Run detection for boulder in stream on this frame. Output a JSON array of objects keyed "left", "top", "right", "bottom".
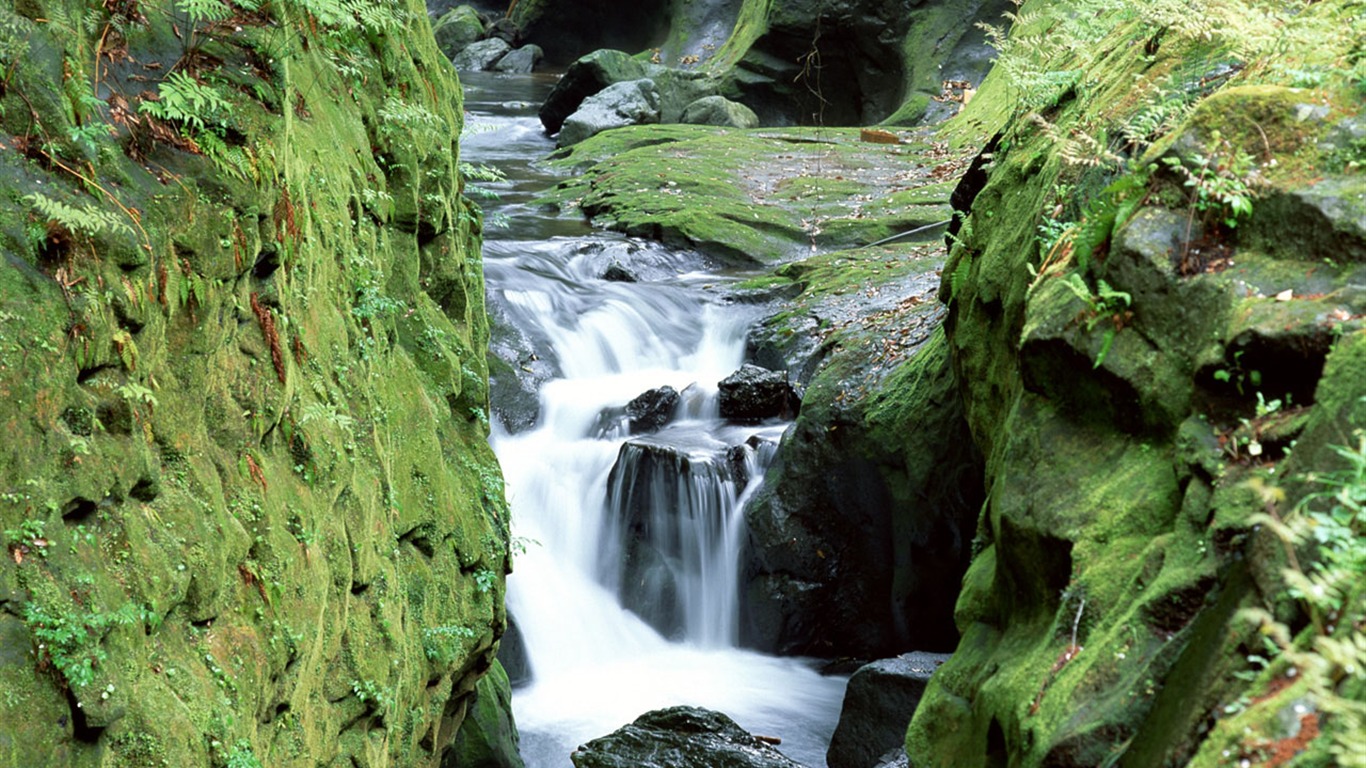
[
  {"left": 626, "top": 386, "right": 680, "bottom": 434},
  {"left": 452, "top": 38, "right": 513, "bottom": 71},
  {"left": 826, "top": 652, "right": 949, "bottom": 768},
  {"left": 495, "top": 44, "right": 545, "bottom": 74},
  {"left": 718, "top": 364, "right": 800, "bottom": 422},
  {"left": 558, "top": 79, "right": 661, "bottom": 147},
  {"left": 570, "top": 706, "right": 803, "bottom": 768},
  {"left": 540, "top": 49, "right": 656, "bottom": 134}
]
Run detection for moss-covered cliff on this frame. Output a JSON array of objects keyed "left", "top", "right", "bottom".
[
  {"left": 0, "top": 0, "right": 509, "bottom": 765},
  {"left": 907, "top": 1, "right": 1366, "bottom": 765}
]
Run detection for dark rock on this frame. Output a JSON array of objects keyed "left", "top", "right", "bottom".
[
  {"left": 741, "top": 332, "right": 982, "bottom": 658},
  {"left": 486, "top": 16, "right": 520, "bottom": 43},
  {"left": 494, "top": 44, "right": 544, "bottom": 73},
  {"left": 607, "top": 437, "right": 745, "bottom": 637},
  {"left": 625, "top": 386, "right": 680, "bottom": 434},
  {"left": 570, "top": 706, "right": 804, "bottom": 768},
  {"left": 509, "top": 0, "right": 672, "bottom": 66},
  {"left": 681, "top": 95, "right": 760, "bottom": 128},
  {"left": 601, "top": 263, "right": 638, "bottom": 282},
  {"left": 445, "top": 661, "right": 526, "bottom": 768},
  {"left": 451, "top": 38, "right": 513, "bottom": 71},
  {"left": 557, "top": 79, "right": 661, "bottom": 147},
  {"left": 718, "top": 364, "right": 800, "bottom": 422},
  {"left": 496, "top": 615, "right": 531, "bottom": 688},
  {"left": 540, "top": 50, "right": 656, "bottom": 135},
  {"left": 827, "top": 653, "right": 949, "bottom": 768},
  {"left": 432, "top": 5, "right": 485, "bottom": 60}
]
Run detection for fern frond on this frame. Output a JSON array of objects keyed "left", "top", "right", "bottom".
[{"left": 26, "top": 193, "right": 133, "bottom": 238}]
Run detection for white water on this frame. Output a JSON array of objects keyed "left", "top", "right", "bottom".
[{"left": 464, "top": 72, "right": 846, "bottom": 767}]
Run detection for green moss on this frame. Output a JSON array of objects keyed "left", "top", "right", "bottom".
[
  {"left": 545, "top": 125, "right": 967, "bottom": 265},
  {"left": 0, "top": 0, "right": 508, "bottom": 765}
]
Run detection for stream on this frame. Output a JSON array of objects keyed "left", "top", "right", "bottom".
[{"left": 461, "top": 71, "right": 847, "bottom": 767}]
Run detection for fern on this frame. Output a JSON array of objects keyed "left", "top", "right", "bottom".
[
  {"left": 948, "top": 254, "right": 973, "bottom": 303},
  {"left": 177, "top": 0, "right": 231, "bottom": 24},
  {"left": 139, "top": 72, "right": 233, "bottom": 132},
  {"left": 26, "top": 193, "right": 132, "bottom": 238}
]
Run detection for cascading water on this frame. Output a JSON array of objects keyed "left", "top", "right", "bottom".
[{"left": 462, "top": 71, "right": 846, "bottom": 767}]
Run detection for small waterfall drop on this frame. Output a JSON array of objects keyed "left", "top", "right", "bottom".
[{"left": 463, "top": 72, "right": 845, "bottom": 767}]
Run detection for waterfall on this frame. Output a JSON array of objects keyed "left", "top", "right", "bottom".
[{"left": 464, "top": 71, "right": 845, "bottom": 768}]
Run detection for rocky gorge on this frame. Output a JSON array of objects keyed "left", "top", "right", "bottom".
[{"left": 1, "top": 0, "right": 1364, "bottom": 767}]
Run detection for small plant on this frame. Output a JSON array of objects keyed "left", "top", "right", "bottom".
[
  {"left": 421, "top": 625, "right": 476, "bottom": 665},
  {"left": 473, "top": 568, "right": 496, "bottom": 594},
  {"left": 139, "top": 72, "right": 233, "bottom": 133},
  {"left": 23, "top": 601, "right": 153, "bottom": 689},
  {"left": 5, "top": 518, "right": 48, "bottom": 560},
  {"left": 1243, "top": 436, "right": 1366, "bottom": 764},
  {"left": 1060, "top": 273, "right": 1132, "bottom": 367},
  {"left": 351, "top": 678, "right": 391, "bottom": 711},
  {"left": 223, "top": 740, "right": 263, "bottom": 768}
]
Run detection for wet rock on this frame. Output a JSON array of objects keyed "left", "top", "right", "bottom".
[
  {"left": 570, "top": 706, "right": 803, "bottom": 768},
  {"left": 681, "top": 95, "right": 760, "bottom": 129},
  {"left": 446, "top": 661, "right": 526, "bottom": 768},
  {"left": 601, "top": 263, "right": 638, "bottom": 282},
  {"left": 451, "top": 38, "right": 513, "bottom": 71},
  {"left": 827, "top": 653, "right": 949, "bottom": 768},
  {"left": 495, "top": 44, "right": 544, "bottom": 74},
  {"left": 873, "top": 750, "right": 910, "bottom": 768},
  {"left": 626, "top": 386, "right": 680, "bottom": 434},
  {"left": 509, "top": 0, "right": 671, "bottom": 66},
  {"left": 607, "top": 437, "right": 745, "bottom": 638},
  {"left": 540, "top": 50, "right": 656, "bottom": 135},
  {"left": 718, "top": 364, "right": 800, "bottom": 422},
  {"left": 558, "top": 79, "right": 661, "bottom": 147},
  {"left": 432, "top": 5, "right": 484, "bottom": 60}
]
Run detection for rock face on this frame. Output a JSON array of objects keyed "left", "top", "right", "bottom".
[
  {"left": 827, "top": 653, "right": 949, "bottom": 768},
  {"left": 559, "top": 79, "right": 662, "bottom": 147},
  {"left": 904, "top": 10, "right": 1366, "bottom": 768},
  {"left": 570, "top": 706, "right": 804, "bottom": 768},
  {"left": 718, "top": 365, "right": 801, "bottom": 422},
  {"left": 509, "top": 0, "right": 673, "bottom": 65},
  {"left": 0, "top": 0, "right": 513, "bottom": 765},
  {"left": 712, "top": 0, "right": 1012, "bottom": 125},
  {"left": 626, "top": 386, "right": 681, "bottom": 433}
]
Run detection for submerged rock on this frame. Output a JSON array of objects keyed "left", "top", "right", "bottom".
[
  {"left": 626, "top": 386, "right": 680, "bottom": 434},
  {"left": 718, "top": 364, "right": 800, "bottom": 422},
  {"left": 570, "top": 706, "right": 803, "bottom": 768},
  {"left": 827, "top": 653, "right": 949, "bottom": 768}
]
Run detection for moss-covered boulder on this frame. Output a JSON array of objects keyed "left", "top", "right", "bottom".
[{"left": 0, "top": 0, "right": 513, "bottom": 765}]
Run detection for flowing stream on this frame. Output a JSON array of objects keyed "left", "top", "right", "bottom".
[{"left": 462, "top": 71, "right": 847, "bottom": 767}]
